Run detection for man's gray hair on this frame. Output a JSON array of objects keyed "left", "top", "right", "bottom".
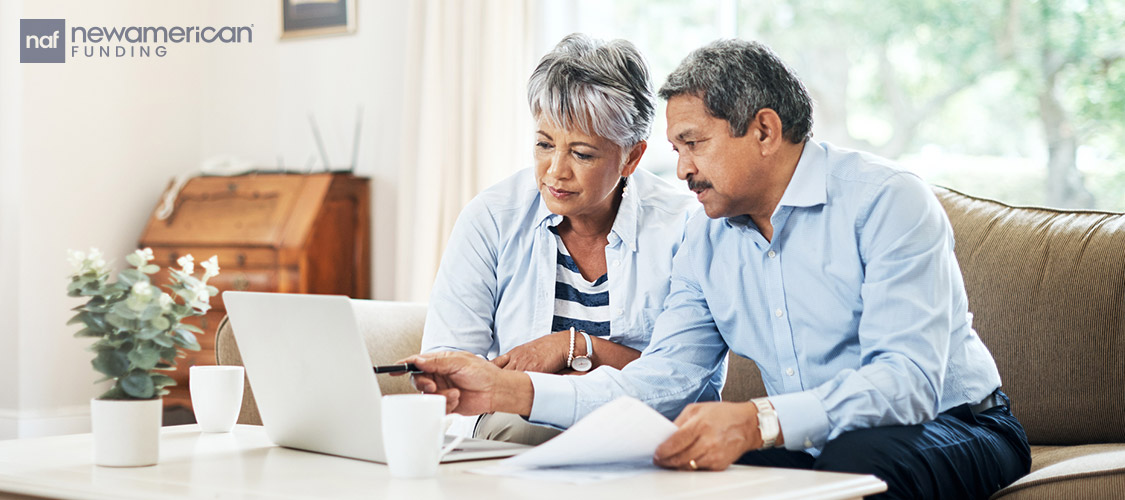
[
  {"left": 528, "top": 33, "right": 654, "bottom": 147},
  {"left": 659, "top": 40, "right": 813, "bottom": 143}
]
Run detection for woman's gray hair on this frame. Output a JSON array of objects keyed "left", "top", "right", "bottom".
[
  {"left": 658, "top": 40, "right": 813, "bottom": 144},
  {"left": 528, "top": 33, "right": 654, "bottom": 147}
]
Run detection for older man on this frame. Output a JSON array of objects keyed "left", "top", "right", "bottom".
[{"left": 405, "top": 40, "right": 1031, "bottom": 499}]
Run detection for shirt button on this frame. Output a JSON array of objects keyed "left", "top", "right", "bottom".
[
  {"left": 768, "top": 250, "right": 777, "bottom": 258},
  {"left": 786, "top": 368, "right": 795, "bottom": 376},
  {"left": 804, "top": 438, "right": 813, "bottom": 448},
  {"left": 775, "top": 309, "right": 784, "bottom": 318},
  {"left": 616, "top": 307, "right": 624, "bottom": 316},
  {"left": 612, "top": 260, "right": 621, "bottom": 267}
]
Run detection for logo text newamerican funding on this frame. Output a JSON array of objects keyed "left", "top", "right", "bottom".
[{"left": 70, "top": 24, "right": 253, "bottom": 59}]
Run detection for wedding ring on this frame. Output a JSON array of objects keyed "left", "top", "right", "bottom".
[{"left": 688, "top": 459, "right": 698, "bottom": 470}]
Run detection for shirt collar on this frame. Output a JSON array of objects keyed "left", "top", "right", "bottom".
[
  {"left": 535, "top": 177, "right": 639, "bottom": 252},
  {"left": 725, "top": 141, "right": 827, "bottom": 228},
  {"left": 534, "top": 192, "right": 560, "bottom": 227},
  {"left": 775, "top": 140, "right": 828, "bottom": 210}
]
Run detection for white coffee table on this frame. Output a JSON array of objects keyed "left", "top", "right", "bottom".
[{"left": 0, "top": 425, "right": 886, "bottom": 499}]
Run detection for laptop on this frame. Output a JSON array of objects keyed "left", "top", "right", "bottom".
[{"left": 222, "top": 291, "right": 529, "bottom": 463}]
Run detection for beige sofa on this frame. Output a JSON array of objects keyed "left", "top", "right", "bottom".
[{"left": 216, "top": 186, "right": 1124, "bottom": 498}]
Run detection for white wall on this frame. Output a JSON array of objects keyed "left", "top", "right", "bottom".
[
  {"left": 0, "top": 0, "right": 26, "bottom": 439},
  {"left": 7, "top": 0, "right": 209, "bottom": 438},
  {"left": 0, "top": 0, "right": 408, "bottom": 439},
  {"left": 200, "top": 1, "right": 408, "bottom": 301}
]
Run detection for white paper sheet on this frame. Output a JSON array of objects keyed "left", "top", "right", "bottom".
[{"left": 470, "top": 396, "right": 678, "bottom": 482}]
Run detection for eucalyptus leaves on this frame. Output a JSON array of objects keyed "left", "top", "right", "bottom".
[{"left": 67, "top": 247, "right": 220, "bottom": 400}]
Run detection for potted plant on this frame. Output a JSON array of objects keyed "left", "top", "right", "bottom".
[{"left": 66, "top": 247, "right": 219, "bottom": 467}]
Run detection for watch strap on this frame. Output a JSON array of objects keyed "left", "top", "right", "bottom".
[
  {"left": 580, "top": 331, "right": 593, "bottom": 361},
  {"left": 751, "top": 397, "right": 780, "bottom": 449}
]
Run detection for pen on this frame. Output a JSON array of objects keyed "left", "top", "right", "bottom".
[{"left": 373, "top": 363, "right": 422, "bottom": 374}]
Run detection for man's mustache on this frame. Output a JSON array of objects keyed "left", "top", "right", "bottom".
[{"left": 687, "top": 175, "right": 712, "bottom": 192}]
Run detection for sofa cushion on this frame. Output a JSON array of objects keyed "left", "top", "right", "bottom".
[
  {"left": 992, "top": 444, "right": 1125, "bottom": 499},
  {"left": 215, "top": 299, "right": 427, "bottom": 425},
  {"left": 934, "top": 186, "right": 1125, "bottom": 445},
  {"left": 721, "top": 353, "right": 767, "bottom": 403}
]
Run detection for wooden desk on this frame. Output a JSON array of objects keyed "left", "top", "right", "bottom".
[
  {"left": 139, "top": 173, "right": 371, "bottom": 413},
  {"left": 0, "top": 426, "right": 886, "bottom": 499}
]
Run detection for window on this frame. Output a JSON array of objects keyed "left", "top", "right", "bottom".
[{"left": 560, "top": 0, "right": 1125, "bottom": 210}]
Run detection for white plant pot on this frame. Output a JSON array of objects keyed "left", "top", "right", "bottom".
[{"left": 90, "top": 397, "right": 162, "bottom": 467}]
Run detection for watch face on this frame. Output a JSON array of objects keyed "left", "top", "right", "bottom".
[{"left": 572, "top": 356, "right": 592, "bottom": 372}]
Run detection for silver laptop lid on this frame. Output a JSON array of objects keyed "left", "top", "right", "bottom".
[{"left": 223, "top": 291, "right": 387, "bottom": 462}]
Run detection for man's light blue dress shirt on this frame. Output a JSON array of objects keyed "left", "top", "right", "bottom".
[
  {"left": 528, "top": 141, "right": 1002, "bottom": 453},
  {"left": 421, "top": 167, "right": 724, "bottom": 404}
]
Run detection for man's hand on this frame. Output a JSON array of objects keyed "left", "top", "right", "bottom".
[
  {"left": 653, "top": 401, "right": 762, "bottom": 471},
  {"left": 492, "top": 331, "right": 569, "bottom": 373},
  {"left": 395, "top": 351, "right": 534, "bottom": 416}
]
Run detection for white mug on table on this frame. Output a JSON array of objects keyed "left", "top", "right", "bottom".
[
  {"left": 189, "top": 365, "right": 244, "bottom": 433},
  {"left": 381, "top": 394, "right": 465, "bottom": 478}
]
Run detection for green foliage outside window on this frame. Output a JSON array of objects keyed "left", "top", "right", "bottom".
[{"left": 573, "top": 0, "right": 1125, "bottom": 210}]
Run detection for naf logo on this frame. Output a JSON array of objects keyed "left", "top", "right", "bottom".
[{"left": 20, "top": 19, "right": 66, "bottom": 63}]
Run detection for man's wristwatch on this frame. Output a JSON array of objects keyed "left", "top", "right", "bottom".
[
  {"left": 751, "top": 397, "right": 780, "bottom": 449},
  {"left": 571, "top": 331, "right": 593, "bottom": 372}
]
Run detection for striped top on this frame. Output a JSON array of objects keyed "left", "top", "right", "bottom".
[{"left": 550, "top": 227, "right": 610, "bottom": 337}]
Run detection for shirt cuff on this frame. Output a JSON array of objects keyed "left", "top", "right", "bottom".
[
  {"left": 525, "top": 372, "right": 577, "bottom": 428},
  {"left": 768, "top": 391, "right": 831, "bottom": 451}
]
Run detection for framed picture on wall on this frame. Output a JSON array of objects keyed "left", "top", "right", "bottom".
[{"left": 281, "top": 0, "right": 356, "bottom": 39}]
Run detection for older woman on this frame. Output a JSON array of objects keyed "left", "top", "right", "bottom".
[{"left": 420, "top": 34, "right": 722, "bottom": 445}]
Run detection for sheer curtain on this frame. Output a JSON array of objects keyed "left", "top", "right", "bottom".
[{"left": 395, "top": 0, "right": 541, "bottom": 301}]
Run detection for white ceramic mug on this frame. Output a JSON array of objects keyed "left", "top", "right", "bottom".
[
  {"left": 189, "top": 365, "right": 245, "bottom": 433},
  {"left": 380, "top": 394, "right": 465, "bottom": 478}
]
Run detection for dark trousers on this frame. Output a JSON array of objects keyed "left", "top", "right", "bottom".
[{"left": 737, "top": 391, "right": 1031, "bottom": 500}]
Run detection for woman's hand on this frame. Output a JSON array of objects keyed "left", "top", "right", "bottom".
[{"left": 492, "top": 331, "right": 570, "bottom": 373}]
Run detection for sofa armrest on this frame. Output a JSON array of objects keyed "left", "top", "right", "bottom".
[{"left": 214, "top": 299, "right": 428, "bottom": 425}]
